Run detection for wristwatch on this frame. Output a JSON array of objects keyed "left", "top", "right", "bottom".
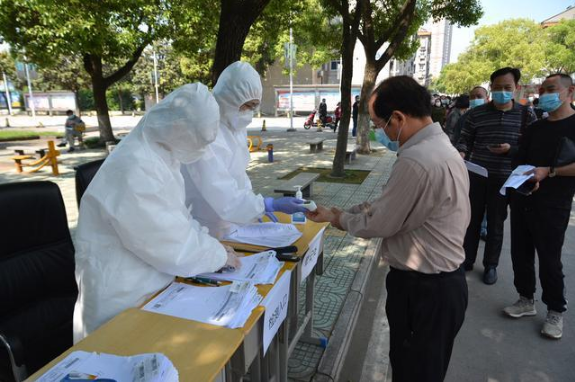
[{"left": 549, "top": 167, "right": 557, "bottom": 178}]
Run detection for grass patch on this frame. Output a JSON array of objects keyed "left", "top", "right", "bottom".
[
  {"left": 0, "top": 131, "right": 64, "bottom": 142},
  {"left": 280, "top": 167, "right": 370, "bottom": 184},
  {"left": 84, "top": 136, "right": 121, "bottom": 149}
]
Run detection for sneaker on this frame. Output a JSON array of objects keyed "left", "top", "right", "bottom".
[
  {"left": 57, "top": 142, "right": 66, "bottom": 147},
  {"left": 503, "top": 296, "right": 537, "bottom": 318},
  {"left": 541, "top": 311, "right": 563, "bottom": 339}
]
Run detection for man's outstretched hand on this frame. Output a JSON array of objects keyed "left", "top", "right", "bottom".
[{"left": 305, "top": 205, "right": 344, "bottom": 230}]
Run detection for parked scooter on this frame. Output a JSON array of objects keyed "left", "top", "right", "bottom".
[{"left": 303, "top": 110, "right": 336, "bottom": 130}]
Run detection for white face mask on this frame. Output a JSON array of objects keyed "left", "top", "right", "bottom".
[{"left": 236, "top": 110, "right": 253, "bottom": 130}]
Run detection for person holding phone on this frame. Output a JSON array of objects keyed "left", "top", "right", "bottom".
[{"left": 456, "top": 67, "right": 537, "bottom": 285}]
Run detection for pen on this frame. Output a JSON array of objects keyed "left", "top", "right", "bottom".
[{"left": 186, "top": 277, "right": 221, "bottom": 286}]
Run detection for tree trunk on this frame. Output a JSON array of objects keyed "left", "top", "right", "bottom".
[
  {"left": 74, "top": 90, "right": 81, "bottom": 116},
  {"left": 92, "top": 77, "right": 115, "bottom": 142},
  {"left": 356, "top": 59, "right": 378, "bottom": 154},
  {"left": 211, "top": 0, "right": 271, "bottom": 85},
  {"left": 331, "top": 17, "right": 359, "bottom": 178},
  {"left": 83, "top": 45, "right": 146, "bottom": 142}
]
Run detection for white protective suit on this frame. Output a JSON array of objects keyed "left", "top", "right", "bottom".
[
  {"left": 181, "top": 62, "right": 265, "bottom": 238},
  {"left": 73, "top": 83, "right": 227, "bottom": 342}
]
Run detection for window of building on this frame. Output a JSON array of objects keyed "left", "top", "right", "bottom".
[{"left": 330, "top": 60, "right": 341, "bottom": 70}]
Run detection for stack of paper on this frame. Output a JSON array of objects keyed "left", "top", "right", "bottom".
[
  {"left": 500, "top": 165, "right": 535, "bottom": 195},
  {"left": 224, "top": 222, "right": 303, "bottom": 247},
  {"left": 37, "top": 351, "right": 178, "bottom": 382},
  {"left": 142, "top": 281, "right": 262, "bottom": 329},
  {"left": 198, "top": 251, "right": 282, "bottom": 285}
]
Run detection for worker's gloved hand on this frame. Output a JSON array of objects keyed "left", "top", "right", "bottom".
[{"left": 264, "top": 197, "right": 307, "bottom": 214}]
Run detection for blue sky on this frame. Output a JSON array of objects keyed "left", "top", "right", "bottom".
[{"left": 450, "top": 0, "right": 575, "bottom": 62}]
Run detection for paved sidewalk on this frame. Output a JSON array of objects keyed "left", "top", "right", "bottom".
[{"left": 0, "top": 128, "right": 395, "bottom": 381}]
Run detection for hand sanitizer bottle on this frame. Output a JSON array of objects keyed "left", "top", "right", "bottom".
[{"left": 292, "top": 185, "right": 307, "bottom": 224}]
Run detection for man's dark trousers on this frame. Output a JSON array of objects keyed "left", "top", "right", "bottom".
[
  {"left": 386, "top": 267, "right": 468, "bottom": 382},
  {"left": 510, "top": 193, "right": 569, "bottom": 312},
  {"left": 463, "top": 172, "right": 508, "bottom": 268}
]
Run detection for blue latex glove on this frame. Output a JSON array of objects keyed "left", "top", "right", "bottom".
[{"left": 264, "top": 197, "right": 307, "bottom": 214}]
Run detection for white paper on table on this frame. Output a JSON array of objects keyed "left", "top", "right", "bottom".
[
  {"left": 198, "top": 251, "right": 282, "bottom": 285},
  {"left": 500, "top": 165, "right": 535, "bottom": 195},
  {"left": 465, "top": 160, "right": 488, "bottom": 177},
  {"left": 142, "top": 281, "right": 262, "bottom": 329},
  {"left": 36, "top": 351, "right": 178, "bottom": 382},
  {"left": 261, "top": 270, "right": 291, "bottom": 355},
  {"left": 223, "top": 222, "right": 303, "bottom": 248},
  {"left": 299, "top": 227, "right": 326, "bottom": 283}
]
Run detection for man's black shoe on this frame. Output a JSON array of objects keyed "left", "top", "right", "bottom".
[
  {"left": 463, "top": 262, "right": 474, "bottom": 272},
  {"left": 483, "top": 267, "right": 497, "bottom": 285},
  {"left": 57, "top": 142, "right": 66, "bottom": 147}
]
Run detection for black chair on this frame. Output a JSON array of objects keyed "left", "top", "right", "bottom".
[
  {"left": 0, "top": 181, "right": 78, "bottom": 381},
  {"left": 74, "top": 158, "right": 105, "bottom": 207}
]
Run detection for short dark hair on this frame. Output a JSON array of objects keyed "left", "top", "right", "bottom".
[
  {"left": 470, "top": 86, "right": 488, "bottom": 95},
  {"left": 455, "top": 95, "right": 470, "bottom": 109},
  {"left": 533, "top": 98, "right": 539, "bottom": 106},
  {"left": 66, "top": 110, "right": 73, "bottom": 115},
  {"left": 371, "top": 75, "right": 431, "bottom": 119},
  {"left": 490, "top": 67, "right": 521, "bottom": 84},
  {"left": 546, "top": 73, "right": 574, "bottom": 87}
]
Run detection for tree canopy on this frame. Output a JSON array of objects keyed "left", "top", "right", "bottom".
[{"left": 435, "top": 19, "right": 554, "bottom": 94}]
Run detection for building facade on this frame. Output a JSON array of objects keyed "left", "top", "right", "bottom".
[{"left": 429, "top": 19, "right": 453, "bottom": 79}]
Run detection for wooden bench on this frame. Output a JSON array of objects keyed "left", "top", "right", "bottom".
[
  {"left": 6, "top": 145, "right": 47, "bottom": 158},
  {"left": 307, "top": 138, "right": 326, "bottom": 153},
  {"left": 274, "top": 172, "right": 320, "bottom": 198},
  {"left": 345, "top": 148, "right": 357, "bottom": 164}
]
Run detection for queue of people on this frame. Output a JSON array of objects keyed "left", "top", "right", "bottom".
[{"left": 448, "top": 68, "right": 573, "bottom": 341}]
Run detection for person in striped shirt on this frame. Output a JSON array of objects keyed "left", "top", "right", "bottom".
[{"left": 456, "top": 67, "right": 536, "bottom": 285}]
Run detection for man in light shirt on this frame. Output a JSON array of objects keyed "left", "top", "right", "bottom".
[{"left": 307, "top": 76, "right": 470, "bottom": 382}]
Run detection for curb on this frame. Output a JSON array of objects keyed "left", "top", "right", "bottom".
[{"left": 313, "top": 238, "right": 381, "bottom": 382}]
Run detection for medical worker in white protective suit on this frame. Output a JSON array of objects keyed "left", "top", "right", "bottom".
[
  {"left": 73, "top": 83, "right": 241, "bottom": 342},
  {"left": 182, "top": 61, "right": 307, "bottom": 239}
]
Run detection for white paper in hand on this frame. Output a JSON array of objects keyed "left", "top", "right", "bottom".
[{"left": 500, "top": 165, "right": 535, "bottom": 195}]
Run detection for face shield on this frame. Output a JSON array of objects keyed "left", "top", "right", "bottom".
[{"left": 213, "top": 61, "right": 262, "bottom": 130}]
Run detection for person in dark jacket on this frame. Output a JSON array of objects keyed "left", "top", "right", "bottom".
[{"left": 352, "top": 95, "right": 359, "bottom": 136}]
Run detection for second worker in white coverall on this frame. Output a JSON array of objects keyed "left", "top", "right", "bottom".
[{"left": 182, "top": 61, "right": 307, "bottom": 239}]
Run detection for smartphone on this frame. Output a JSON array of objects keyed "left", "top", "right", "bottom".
[{"left": 516, "top": 181, "right": 536, "bottom": 196}]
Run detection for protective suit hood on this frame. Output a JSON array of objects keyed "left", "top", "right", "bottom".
[
  {"left": 142, "top": 83, "right": 219, "bottom": 164},
  {"left": 213, "top": 61, "right": 262, "bottom": 131}
]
